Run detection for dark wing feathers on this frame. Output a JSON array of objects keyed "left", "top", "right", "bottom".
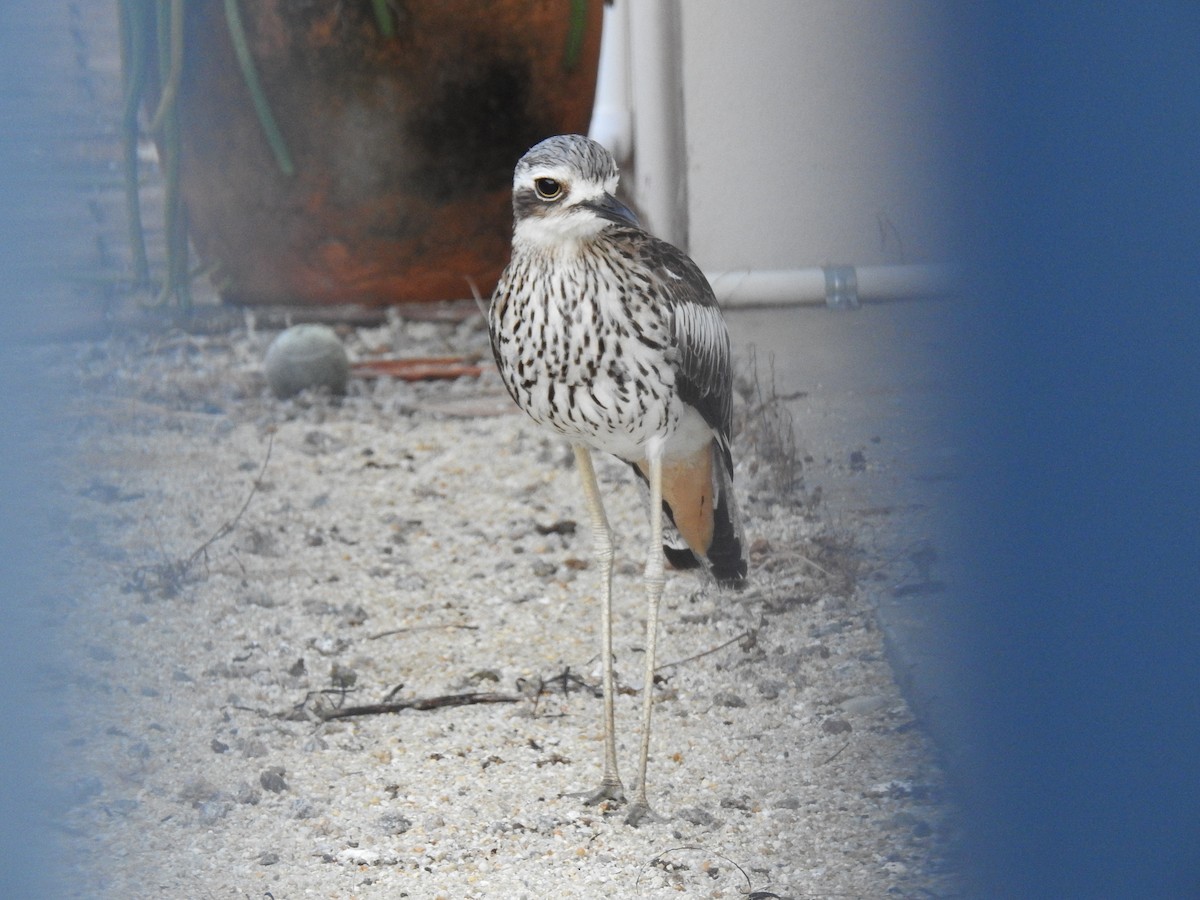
[{"left": 621, "top": 230, "right": 735, "bottom": 471}]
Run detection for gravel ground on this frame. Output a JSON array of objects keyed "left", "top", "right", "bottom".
[{"left": 37, "top": 308, "right": 961, "bottom": 899}]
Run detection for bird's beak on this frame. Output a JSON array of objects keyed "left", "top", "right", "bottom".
[{"left": 586, "top": 192, "right": 640, "bottom": 228}]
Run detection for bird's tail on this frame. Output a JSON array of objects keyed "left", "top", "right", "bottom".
[
  {"left": 640, "top": 439, "right": 748, "bottom": 589},
  {"left": 702, "top": 447, "right": 748, "bottom": 587}
]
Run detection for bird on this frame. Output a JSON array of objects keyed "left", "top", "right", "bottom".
[{"left": 488, "top": 134, "right": 747, "bottom": 825}]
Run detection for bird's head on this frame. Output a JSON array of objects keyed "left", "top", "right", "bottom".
[{"left": 510, "top": 134, "right": 639, "bottom": 251}]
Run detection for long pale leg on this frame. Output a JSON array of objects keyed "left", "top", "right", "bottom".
[
  {"left": 626, "top": 450, "right": 667, "bottom": 826},
  {"left": 573, "top": 444, "right": 625, "bottom": 804}
]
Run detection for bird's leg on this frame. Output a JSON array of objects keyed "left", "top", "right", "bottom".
[
  {"left": 573, "top": 444, "right": 625, "bottom": 806},
  {"left": 627, "top": 450, "right": 667, "bottom": 826}
]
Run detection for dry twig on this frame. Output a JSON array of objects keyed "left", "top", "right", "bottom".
[
  {"left": 181, "top": 428, "right": 274, "bottom": 571},
  {"left": 127, "top": 430, "right": 274, "bottom": 595},
  {"left": 657, "top": 630, "right": 755, "bottom": 671},
  {"left": 313, "top": 691, "right": 520, "bottom": 721}
]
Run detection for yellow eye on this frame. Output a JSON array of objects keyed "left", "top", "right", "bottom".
[{"left": 534, "top": 177, "right": 563, "bottom": 200}]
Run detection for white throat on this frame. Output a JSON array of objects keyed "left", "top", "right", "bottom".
[{"left": 513, "top": 210, "right": 608, "bottom": 255}]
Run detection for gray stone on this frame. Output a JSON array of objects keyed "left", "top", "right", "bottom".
[
  {"left": 259, "top": 767, "right": 288, "bottom": 793},
  {"left": 378, "top": 812, "right": 413, "bottom": 835},
  {"left": 677, "top": 806, "right": 720, "bottom": 827},
  {"left": 265, "top": 325, "right": 350, "bottom": 399}
]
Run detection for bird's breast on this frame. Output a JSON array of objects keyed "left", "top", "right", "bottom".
[{"left": 490, "top": 251, "right": 681, "bottom": 461}]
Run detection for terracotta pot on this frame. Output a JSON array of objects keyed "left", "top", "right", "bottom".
[{"left": 152, "top": 0, "right": 603, "bottom": 305}]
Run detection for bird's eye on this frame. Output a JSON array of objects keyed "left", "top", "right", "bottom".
[{"left": 534, "top": 177, "right": 563, "bottom": 200}]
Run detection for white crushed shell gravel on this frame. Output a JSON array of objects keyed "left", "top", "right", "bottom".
[{"left": 41, "top": 313, "right": 961, "bottom": 899}]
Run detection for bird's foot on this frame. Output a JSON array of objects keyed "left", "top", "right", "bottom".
[
  {"left": 624, "top": 797, "right": 665, "bottom": 827},
  {"left": 577, "top": 776, "right": 626, "bottom": 808}
]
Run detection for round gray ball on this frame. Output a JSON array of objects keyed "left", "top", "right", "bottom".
[{"left": 264, "top": 324, "right": 350, "bottom": 399}]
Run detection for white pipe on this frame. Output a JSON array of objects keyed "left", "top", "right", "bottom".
[
  {"left": 591, "top": 5, "right": 955, "bottom": 312},
  {"left": 589, "top": 0, "right": 632, "bottom": 164},
  {"left": 627, "top": 0, "right": 687, "bottom": 247},
  {"left": 706, "top": 264, "right": 958, "bottom": 309}
]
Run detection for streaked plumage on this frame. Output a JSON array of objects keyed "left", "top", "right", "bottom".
[{"left": 488, "top": 134, "right": 747, "bottom": 824}]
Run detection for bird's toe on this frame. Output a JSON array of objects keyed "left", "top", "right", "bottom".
[
  {"left": 578, "top": 777, "right": 626, "bottom": 808},
  {"left": 623, "top": 799, "right": 666, "bottom": 827}
]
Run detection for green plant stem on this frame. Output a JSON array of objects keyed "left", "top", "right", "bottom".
[
  {"left": 156, "top": 0, "right": 190, "bottom": 308},
  {"left": 563, "top": 0, "right": 589, "bottom": 71},
  {"left": 370, "top": 0, "right": 395, "bottom": 39},
  {"left": 147, "top": 0, "right": 183, "bottom": 132},
  {"left": 224, "top": 0, "right": 295, "bottom": 177},
  {"left": 117, "top": 0, "right": 149, "bottom": 285}
]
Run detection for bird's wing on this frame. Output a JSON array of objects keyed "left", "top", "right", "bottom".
[{"left": 626, "top": 231, "right": 735, "bottom": 462}]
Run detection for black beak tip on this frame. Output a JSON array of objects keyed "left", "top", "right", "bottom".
[{"left": 590, "top": 193, "right": 640, "bottom": 228}]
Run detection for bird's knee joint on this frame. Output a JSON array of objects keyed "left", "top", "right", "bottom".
[
  {"left": 592, "top": 531, "right": 614, "bottom": 561},
  {"left": 642, "top": 568, "right": 666, "bottom": 593}
]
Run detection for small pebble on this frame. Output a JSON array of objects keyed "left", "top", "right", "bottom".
[
  {"left": 378, "top": 813, "right": 413, "bottom": 835},
  {"left": 239, "top": 589, "right": 277, "bottom": 609},
  {"left": 336, "top": 846, "right": 381, "bottom": 866},
  {"left": 822, "top": 717, "right": 853, "bottom": 734},
  {"left": 330, "top": 662, "right": 357, "bottom": 688},
  {"left": 339, "top": 604, "right": 369, "bottom": 626},
  {"left": 240, "top": 738, "right": 269, "bottom": 759},
  {"left": 757, "top": 679, "right": 786, "bottom": 700},
  {"left": 235, "top": 782, "right": 262, "bottom": 806},
  {"left": 677, "top": 806, "right": 719, "bottom": 827},
  {"left": 259, "top": 767, "right": 288, "bottom": 793},
  {"left": 291, "top": 798, "right": 319, "bottom": 819},
  {"left": 197, "top": 799, "right": 232, "bottom": 825},
  {"left": 177, "top": 777, "right": 221, "bottom": 804}
]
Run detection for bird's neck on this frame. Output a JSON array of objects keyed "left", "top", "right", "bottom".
[{"left": 512, "top": 217, "right": 608, "bottom": 261}]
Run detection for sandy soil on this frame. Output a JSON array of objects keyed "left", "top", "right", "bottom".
[{"left": 38, "top": 308, "right": 961, "bottom": 899}]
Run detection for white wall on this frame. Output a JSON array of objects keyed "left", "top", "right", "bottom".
[{"left": 625, "top": 0, "right": 961, "bottom": 273}]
